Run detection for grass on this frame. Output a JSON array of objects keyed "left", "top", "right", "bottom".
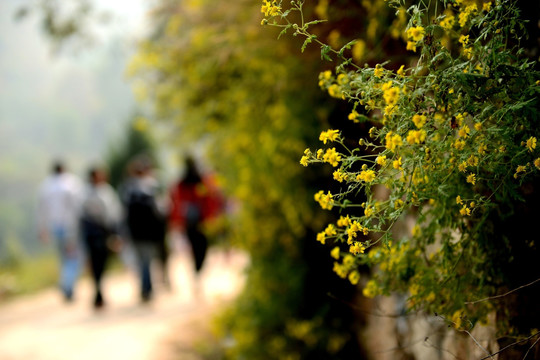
[
  {"left": 0, "top": 248, "right": 130, "bottom": 304},
  {"left": 0, "top": 251, "right": 59, "bottom": 303}
]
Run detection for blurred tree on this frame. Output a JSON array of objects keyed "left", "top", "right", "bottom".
[
  {"left": 15, "top": 0, "right": 111, "bottom": 53},
  {"left": 128, "top": 0, "right": 371, "bottom": 358},
  {"left": 106, "top": 115, "right": 158, "bottom": 189}
]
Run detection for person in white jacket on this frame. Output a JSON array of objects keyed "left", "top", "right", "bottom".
[
  {"left": 80, "top": 165, "right": 123, "bottom": 309},
  {"left": 38, "top": 160, "right": 84, "bottom": 301}
]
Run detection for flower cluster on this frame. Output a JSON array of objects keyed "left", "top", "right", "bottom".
[{"left": 269, "top": 0, "right": 540, "bottom": 336}]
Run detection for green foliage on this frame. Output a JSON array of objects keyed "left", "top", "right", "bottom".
[
  {"left": 129, "top": 0, "right": 367, "bottom": 358},
  {"left": 106, "top": 116, "right": 158, "bottom": 189},
  {"left": 266, "top": 0, "right": 540, "bottom": 346},
  {"left": 0, "top": 252, "right": 58, "bottom": 302}
]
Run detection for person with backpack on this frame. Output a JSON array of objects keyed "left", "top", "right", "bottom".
[
  {"left": 168, "top": 156, "right": 224, "bottom": 297},
  {"left": 121, "top": 155, "right": 167, "bottom": 303},
  {"left": 80, "top": 166, "right": 123, "bottom": 309}
]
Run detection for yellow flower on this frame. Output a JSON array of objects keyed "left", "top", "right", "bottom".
[
  {"left": 319, "top": 129, "right": 340, "bottom": 144},
  {"left": 364, "top": 204, "right": 374, "bottom": 217},
  {"left": 478, "top": 143, "right": 488, "bottom": 155},
  {"left": 348, "top": 271, "right": 360, "bottom": 285},
  {"left": 412, "top": 114, "right": 427, "bottom": 128},
  {"left": 407, "top": 26, "right": 425, "bottom": 42},
  {"left": 315, "top": 190, "right": 334, "bottom": 210},
  {"left": 394, "top": 199, "right": 404, "bottom": 209},
  {"left": 357, "top": 169, "right": 376, "bottom": 183},
  {"left": 456, "top": 195, "right": 463, "bottom": 205},
  {"left": 333, "top": 262, "right": 347, "bottom": 278},
  {"left": 376, "top": 155, "right": 387, "bottom": 166},
  {"left": 458, "top": 5, "right": 477, "bottom": 27},
  {"left": 452, "top": 310, "right": 464, "bottom": 329},
  {"left": 454, "top": 139, "right": 466, "bottom": 150},
  {"left": 321, "top": 70, "right": 332, "bottom": 80},
  {"left": 331, "top": 246, "right": 340, "bottom": 260},
  {"left": 261, "top": 1, "right": 270, "bottom": 15},
  {"left": 460, "top": 205, "right": 471, "bottom": 216},
  {"left": 300, "top": 155, "right": 309, "bottom": 167},
  {"left": 323, "top": 148, "right": 341, "bottom": 167},
  {"left": 348, "top": 110, "right": 359, "bottom": 122},
  {"left": 269, "top": 4, "right": 281, "bottom": 16},
  {"left": 393, "top": 157, "right": 402, "bottom": 170},
  {"left": 466, "top": 173, "right": 476, "bottom": 185},
  {"left": 337, "top": 215, "right": 351, "bottom": 227},
  {"left": 261, "top": 0, "right": 281, "bottom": 17},
  {"left": 467, "top": 155, "right": 479, "bottom": 167},
  {"left": 352, "top": 40, "right": 366, "bottom": 62},
  {"left": 385, "top": 132, "right": 403, "bottom": 151},
  {"left": 333, "top": 168, "right": 346, "bottom": 182},
  {"left": 535, "top": 158, "right": 540, "bottom": 170},
  {"left": 440, "top": 14, "right": 455, "bottom": 30},
  {"left": 406, "top": 129, "right": 427, "bottom": 144},
  {"left": 328, "top": 84, "right": 341, "bottom": 98},
  {"left": 474, "top": 122, "right": 482, "bottom": 131},
  {"left": 316, "top": 149, "right": 324, "bottom": 159},
  {"left": 483, "top": 2, "right": 492, "bottom": 12},
  {"left": 459, "top": 34, "right": 470, "bottom": 47},
  {"left": 526, "top": 137, "right": 537, "bottom": 152},
  {"left": 316, "top": 231, "right": 326, "bottom": 244},
  {"left": 514, "top": 165, "right": 527, "bottom": 179},
  {"left": 458, "top": 125, "right": 470, "bottom": 138},
  {"left": 362, "top": 279, "right": 378, "bottom": 298},
  {"left": 337, "top": 73, "right": 348, "bottom": 85},
  {"left": 397, "top": 65, "right": 405, "bottom": 76},
  {"left": 458, "top": 161, "right": 467, "bottom": 172},
  {"left": 411, "top": 224, "right": 421, "bottom": 237},
  {"left": 343, "top": 254, "right": 355, "bottom": 267},
  {"left": 383, "top": 86, "right": 400, "bottom": 106},
  {"left": 374, "top": 65, "right": 384, "bottom": 78},
  {"left": 324, "top": 223, "right": 337, "bottom": 237},
  {"left": 349, "top": 242, "right": 365, "bottom": 255},
  {"left": 406, "top": 41, "right": 417, "bottom": 52}
]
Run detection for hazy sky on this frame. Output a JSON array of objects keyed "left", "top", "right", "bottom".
[
  {"left": 0, "top": 0, "right": 151, "bottom": 177},
  {"left": 0, "top": 0, "right": 153, "bottom": 252}
]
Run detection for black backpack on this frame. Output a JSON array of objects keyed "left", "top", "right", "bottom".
[{"left": 126, "top": 189, "right": 165, "bottom": 242}]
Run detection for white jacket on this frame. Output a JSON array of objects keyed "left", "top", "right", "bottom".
[{"left": 38, "top": 172, "right": 83, "bottom": 238}]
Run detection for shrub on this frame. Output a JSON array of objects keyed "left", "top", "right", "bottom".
[{"left": 263, "top": 0, "right": 540, "bottom": 352}]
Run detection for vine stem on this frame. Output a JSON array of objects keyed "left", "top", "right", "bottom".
[
  {"left": 465, "top": 277, "right": 540, "bottom": 305},
  {"left": 478, "top": 331, "right": 540, "bottom": 360},
  {"left": 436, "top": 314, "right": 494, "bottom": 359}
]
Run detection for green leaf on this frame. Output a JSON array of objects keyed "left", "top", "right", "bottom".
[
  {"left": 338, "top": 39, "right": 357, "bottom": 57},
  {"left": 278, "top": 24, "right": 292, "bottom": 39},
  {"left": 303, "top": 19, "right": 327, "bottom": 29},
  {"left": 301, "top": 36, "right": 312, "bottom": 52},
  {"left": 320, "top": 45, "right": 333, "bottom": 61}
]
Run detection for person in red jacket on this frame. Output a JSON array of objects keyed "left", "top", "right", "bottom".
[{"left": 169, "top": 156, "right": 224, "bottom": 284}]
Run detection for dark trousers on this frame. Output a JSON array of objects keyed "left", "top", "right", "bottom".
[
  {"left": 186, "top": 226, "right": 208, "bottom": 273},
  {"left": 84, "top": 235, "right": 109, "bottom": 306},
  {"left": 132, "top": 241, "right": 156, "bottom": 301}
]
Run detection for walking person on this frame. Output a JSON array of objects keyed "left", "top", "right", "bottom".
[
  {"left": 80, "top": 166, "right": 123, "bottom": 310},
  {"left": 168, "top": 156, "right": 224, "bottom": 298},
  {"left": 121, "top": 155, "right": 167, "bottom": 303},
  {"left": 37, "top": 160, "right": 84, "bottom": 302}
]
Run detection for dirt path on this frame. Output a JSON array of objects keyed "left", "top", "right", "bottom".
[{"left": 0, "top": 247, "right": 248, "bottom": 360}]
